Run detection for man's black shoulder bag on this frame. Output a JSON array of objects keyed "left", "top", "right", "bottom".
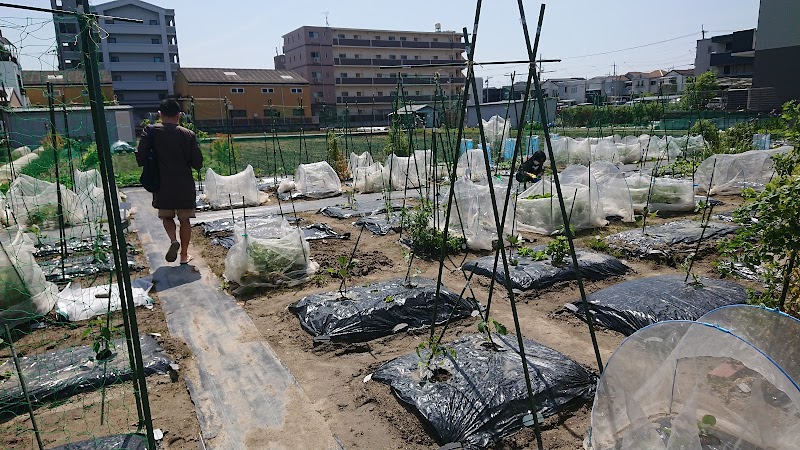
[{"left": 140, "top": 125, "right": 160, "bottom": 193}]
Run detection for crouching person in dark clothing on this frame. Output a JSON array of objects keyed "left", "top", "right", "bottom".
[
  {"left": 515, "top": 149, "right": 547, "bottom": 184},
  {"left": 136, "top": 98, "right": 203, "bottom": 264}
]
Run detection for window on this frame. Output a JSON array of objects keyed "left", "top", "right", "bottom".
[
  {"left": 377, "top": 91, "right": 383, "bottom": 96},
  {"left": 400, "top": 55, "right": 407, "bottom": 60},
  {"left": 388, "top": 36, "right": 396, "bottom": 41},
  {"left": 229, "top": 109, "right": 247, "bottom": 118},
  {"left": 311, "top": 51, "right": 320, "bottom": 58},
  {"left": 400, "top": 37, "right": 407, "bottom": 41},
  {"left": 338, "top": 53, "right": 346, "bottom": 58},
  {"left": 354, "top": 54, "right": 361, "bottom": 59},
  {"left": 154, "top": 56, "right": 163, "bottom": 62},
  {"left": 291, "top": 88, "right": 303, "bottom": 93},
  {"left": 433, "top": 38, "right": 438, "bottom": 42},
  {"left": 389, "top": 55, "right": 396, "bottom": 60},
  {"left": 413, "top": 37, "right": 418, "bottom": 42},
  {"left": 110, "top": 56, "right": 119, "bottom": 62},
  {"left": 376, "top": 73, "right": 383, "bottom": 78},
  {"left": 355, "top": 73, "right": 362, "bottom": 78},
  {"left": 152, "top": 37, "right": 161, "bottom": 44},
  {"left": 313, "top": 91, "right": 324, "bottom": 98},
  {"left": 341, "top": 73, "right": 348, "bottom": 78},
  {"left": 108, "top": 37, "right": 116, "bottom": 43},
  {"left": 112, "top": 74, "right": 122, "bottom": 81},
  {"left": 570, "top": 86, "right": 578, "bottom": 93},
  {"left": 356, "top": 91, "right": 362, "bottom": 96},
  {"left": 650, "top": 80, "right": 656, "bottom": 86},
  {"left": 415, "top": 90, "right": 420, "bottom": 95},
  {"left": 374, "top": 35, "right": 381, "bottom": 40},
  {"left": 353, "top": 34, "right": 360, "bottom": 39},
  {"left": 414, "top": 55, "right": 420, "bottom": 60},
  {"left": 149, "top": 19, "right": 158, "bottom": 25},
  {"left": 156, "top": 74, "right": 165, "bottom": 81},
  {"left": 723, "top": 65, "right": 731, "bottom": 75},
  {"left": 231, "top": 87, "right": 244, "bottom": 93},
  {"left": 375, "top": 54, "right": 381, "bottom": 59},
  {"left": 309, "top": 31, "right": 319, "bottom": 38},
  {"left": 262, "top": 88, "right": 274, "bottom": 93},
  {"left": 342, "top": 92, "right": 350, "bottom": 97},
  {"left": 337, "top": 33, "right": 345, "bottom": 38},
  {"left": 433, "top": 55, "right": 439, "bottom": 60}
]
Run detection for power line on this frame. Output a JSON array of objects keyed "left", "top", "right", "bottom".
[{"left": 560, "top": 31, "right": 698, "bottom": 60}]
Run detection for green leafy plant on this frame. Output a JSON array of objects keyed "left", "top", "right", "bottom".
[
  {"left": 477, "top": 318, "right": 508, "bottom": 343},
  {"left": 241, "top": 240, "right": 307, "bottom": 286},
  {"left": 586, "top": 236, "right": 609, "bottom": 253},
  {"left": 384, "top": 295, "right": 395, "bottom": 303},
  {"left": 524, "top": 193, "right": 553, "bottom": 200},
  {"left": 517, "top": 246, "right": 547, "bottom": 261},
  {"left": 546, "top": 236, "right": 569, "bottom": 266},
  {"left": 26, "top": 204, "right": 59, "bottom": 227},
  {"left": 720, "top": 100, "right": 800, "bottom": 317},
  {"left": 327, "top": 131, "right": 350, "bottom": 181},
  {"left": 416, "top": 337, "right": 456, "bottom": 380},
  {"left": 698, "top": 414, "right": 717, "bottom": 438},
  {"left": 327, "top": 255, "right": 359, "bottom": 297},
  {"left": 401, "top": 199, "right": 465, "bottom": 257},
  {"left": 82, "top": 317, "right": 118, "bottom": 362}
]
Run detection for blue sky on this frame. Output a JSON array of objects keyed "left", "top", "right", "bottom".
[{"left": 2, "top": 0, "right": 759, "bottom": 85}]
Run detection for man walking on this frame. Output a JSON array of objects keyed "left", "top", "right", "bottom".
[{"left": 136, "top": 98, "right": 203, "bottom": 264}]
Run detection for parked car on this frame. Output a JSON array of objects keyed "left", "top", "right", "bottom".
[{"left": 706, "top": 97, "right": 726, "bottom": 110}]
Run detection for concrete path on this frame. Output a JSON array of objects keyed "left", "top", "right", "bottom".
[{"left": 127, "top": 188, "right": 342, "bottom": 450}]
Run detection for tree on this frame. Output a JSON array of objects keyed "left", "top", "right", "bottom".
[
  {"left": 721, "top": 101, "right": 800, "bottom": 317},
  {"left": 681, "top": 71, "right": 720, "bottom": 111}
]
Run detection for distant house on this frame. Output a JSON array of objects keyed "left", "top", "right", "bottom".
[
  {"left": 625, "top": 70, "right": 668, "bottom": 96},
  {"left": 174, "top": 67, "right": 312, "bottom": 124},
  {"left": 659, "top": 69, "right": 695, "bottom": 95},
  {"left": 540, "top": 78, "right": 586, "bottom": 103},
  {"left": 23, "top": 70, "right": 115, "bottom": 106},
  {"left": 387, "top": 103, "right": 434, "bottom": 128},
  {"left": 0, "top": 87, "right": 24, "bottom": 107},
  {"left": 586, "top": 75, "right": 629, "bottom": 103},
  {"left": 694, "top": 29, "right": 755, "bottom": 78}
]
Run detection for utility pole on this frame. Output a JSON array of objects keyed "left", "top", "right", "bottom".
[{"left": 701, "top": 25, "right": 706, "bottom": 40}]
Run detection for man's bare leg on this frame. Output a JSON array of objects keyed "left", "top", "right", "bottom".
[
  {"left": 178, "top": 217, "right": 192, "bottom": 262},
  {"left": 162, "top": 217, "right": 177, "bottom": 242}
]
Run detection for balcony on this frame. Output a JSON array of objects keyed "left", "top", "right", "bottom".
[
  {"left": 333, "top": 57, "right": 465, "bottom": 67},
  {"left": 332, "top": 38, "right": 466, "bottom": 50},
  {"left": 106, "top": 42, "right": 161, "bottom": 53},
  {"left": 336, "top": 94, "right": 444, "bottom": 104},
  {"left": 107, "top": 61, "right": 171, "bottom": 71},
  {"left": 103, "top": 23, "right": 163, "bottom": 34},
  {"left": 113, "top": 80, "right": 171, "bottom": 91},
  {"left": 335, "top": 77, "right": 466, "bottom": 86}
]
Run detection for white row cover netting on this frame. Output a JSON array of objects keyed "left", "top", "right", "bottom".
[
  {"left": 625, "top": 174, "right": 695, "bottom": 213},
  {"left": 353, "top": 162, "right": 388, "bottom": 193},
  {"left": 386, "top": 150, "right": 431, "bottom": 190},
  {"left": 0, "top": 152, "right": 39, "bottom": 183},
  {"left": 7, "top": 174, "right": 84, "bottom": 227},
  {"left": 348, "top": 151, "right": 374, "bottom": 176},
  {"left": 446, "top": 178, "right": 512, "bottom": 250},
  {"left": 482, "top": 115, "right": 511, "bottom": 154},
  {"left": 10, "top": 146, "right": 31, "bottom": 160},
  {"left": 694, "top": 146, "right": 792, "bottom": 195},
  {"left": 0, "top": 230, "right": 58, "bottom": 326},
  {"left": 516, "top": 177, "right": 607, "bottom": 235},
  {"left": 0, "top": 192, "right": 10, "bottom": 226},
  {"left": 561, "top": 163, "right": 635, "bottom": 222},
  {"left": 224, "top": 215, "right": 318, "bottom": 288},
  {"left": 592, "top": 306, "right": 800, "bottom": 450},
  {"left": 456, "top": 148, "right": 491, "bottom": 182},
  {"left": 204, "top": 165, "right": 260, "bottom": 208},
  {"left": 73, "top": 168, "right": 106, "bottom": 223},
  {"left": 295, "top": 161, "right": 342, "bottom": 198},
  {"left": 551, "top": 135, "right": 708, "bottom": 166}
]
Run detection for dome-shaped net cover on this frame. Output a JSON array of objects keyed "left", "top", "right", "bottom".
[
  {"left": 7, "top": 174, "right": 83, "bottom": 227},
  {"left": 348, "top": 151, "right": 374, "bottom": 176},
  {"left": 592, "top": 136, "right": 642, "bottom": 164},
  {"left": 694, "top": 146, "right": 792, "bottom": 195},
  {"left": 448, "top": 178, "right": 512, "bottom": 250},
  {"left": 516, "top": 177, "right": 606, "bottom": 235},
  {"left": 457, "top": 148, "right": 492, "bottom": 182},
  {"left": 385, "top": 150, "right": 431, "bottom": 190},
  {"left": 0, "top": 153, "right": 39, "bottom": 183},
  {"left": 562, "top": 163, "right": 634, "bottom": 222},
  {"left": 592, "top": 320, "right": 800, "bottom": 450},
  {"left": 73, "top": 168, "right": 106, "bottom": 223},
  {"left": 482, "top": 115, "right": 510, "bottom": 154},
  {"left": 224, "top": 215, "right": 317, "bottom": 288},
  {"left": 204, "top": 164, "right": 260, "bottom": 208},
  {"left": 353, "top": 162, "right": 388, "bottom": 193},
  {"left": 0, "top": 230, "right": 58, "bottom": 327},
  {"left": 699, "top": 305, "right": 800, "bottom": 386},
  {"left": 552, "top": 137, "right": 591, "bottom": 166},
  {"left": 625, "top": 174, "right": 695, "bottom": 213},
  {"left": 295, "top": 161, "right": 342, "bottom": 198}
]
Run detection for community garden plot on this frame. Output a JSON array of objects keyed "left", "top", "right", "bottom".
[
  {"left": 289, "top": 277, "right": 479, "bottom": 343},
  {"left": 372, "top": 333, "right": 597, "bottom": 449},
  {"left": 605, "top": 219, "right": 738, "bottom": 261},
  {"left": 591, "top": 315, "right": 800, "bottom": 449},
  {"left": 515, "top": 178, "right": 607, "bottom": 235},
  {"left": 463, "top": 247, "right": 629, "bottom": 291},
  {"left": 625, "top": 173, "right": 695, "bottom": 214},
  {"left": 565, "top": 274, "right": 747, "bottom": 336},
  {"left": 202, "top": 164, "right": 261, "bottom": 209}
]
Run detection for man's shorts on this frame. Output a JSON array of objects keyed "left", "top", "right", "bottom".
[{"left": 158, "top": 209, "right": 196, "bottom": 220}]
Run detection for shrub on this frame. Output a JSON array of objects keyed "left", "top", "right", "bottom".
[{"left": 689, "top": 119, "right": 720, "bottom": 151}]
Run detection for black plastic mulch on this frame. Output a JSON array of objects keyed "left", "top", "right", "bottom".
[{"left": 604, "top": 220, "right": 738, "bottom": 262}]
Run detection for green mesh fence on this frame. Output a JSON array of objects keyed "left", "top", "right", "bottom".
[{"left": 0, "top": 9, "right": 157, "bottom": 450}]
